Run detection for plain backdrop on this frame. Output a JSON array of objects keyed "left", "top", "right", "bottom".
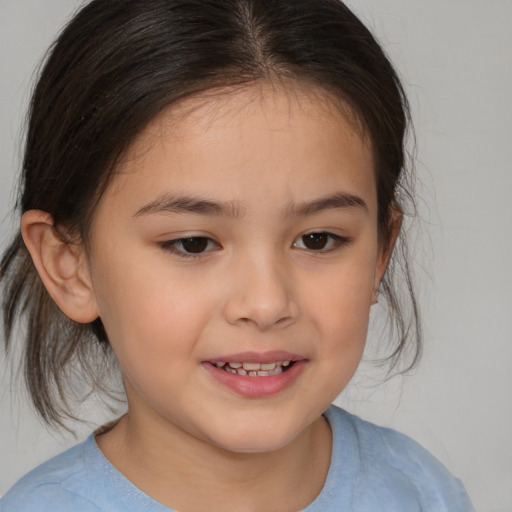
[{"left": 0, "top": 1, "right": 511, "bottom": 511}]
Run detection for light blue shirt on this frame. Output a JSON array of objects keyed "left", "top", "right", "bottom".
[{"left": 0, "top": 405, "right": 474, "bottom": 511}]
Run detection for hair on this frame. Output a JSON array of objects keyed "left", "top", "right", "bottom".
[{"left": 1, "top": 0, "right": 421, "bottom": 428}]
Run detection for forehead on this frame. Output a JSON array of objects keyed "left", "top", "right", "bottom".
[
  {"left": 104, "top": 82, "right": 376, "bottom": 214},
  {"left": 122, "top": 80, "right": 369, "bottom": 155}
]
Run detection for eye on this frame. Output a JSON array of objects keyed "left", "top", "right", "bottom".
[
  {"left": 293, "top": 232, "right": 350, "bottom": 252},
  {"left": 160, "top": 237, "right": 219, "bottom": 257}
]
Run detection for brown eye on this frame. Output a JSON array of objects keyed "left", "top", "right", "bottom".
[
  {"left": 302, "top": 233, "right": 329, "bottom": 250},
  {"left": 180, "top": 237, "right": 209, "bottom": 253},
  {"left": 293, "top": 232, "right": 351, "bottom": 252},
  {"left": 160, "top": 236, "right": 218, "bottom": 257}
]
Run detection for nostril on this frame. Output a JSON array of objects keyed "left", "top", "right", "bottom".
[{"left": 236, "top": 314, "right": 295, "bottom": 330}]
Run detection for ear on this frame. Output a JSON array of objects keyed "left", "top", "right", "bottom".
[
  {"left": 372, "top": 209, "right": 403, "bottom": 304},
  {"left": 21, "top": 210, "right": 99, "bottom": 323}
]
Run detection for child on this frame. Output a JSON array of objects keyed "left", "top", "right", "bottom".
[{"left": 0, "top": 0, "right": 475, "bottom": 510}]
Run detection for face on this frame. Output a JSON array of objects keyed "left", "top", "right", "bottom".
[{"left": 85, "top": 84, "right": 389, "bottom": 454}]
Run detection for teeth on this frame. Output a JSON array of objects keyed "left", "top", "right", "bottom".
[
  {"left": 215, "top": 360, "right": 293, "bottom": 376},
  {"left": 243, "top": 362, "right": 261, "bottom": 371}
]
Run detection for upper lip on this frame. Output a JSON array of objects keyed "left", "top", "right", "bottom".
[{"left": 205, "top": 350, "right": 305, "bottom": 364}]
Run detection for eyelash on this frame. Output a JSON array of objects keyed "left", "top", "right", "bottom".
[
  {"left": 293, "top": 232, "right": 351, "bottom": 252},
  {"left": 159, "top": 237, "right": 220, "bottom": 258},
  {"left": 159, "top": 232, "right": 351, "bottom": 258}
]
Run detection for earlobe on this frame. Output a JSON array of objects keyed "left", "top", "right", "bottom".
[{"left": 21, "top": 210, "right": 99, "bottom": 323}]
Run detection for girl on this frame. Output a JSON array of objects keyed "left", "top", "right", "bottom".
[{"left": 0, "top": 0, "right": 475, "bottom": 510}]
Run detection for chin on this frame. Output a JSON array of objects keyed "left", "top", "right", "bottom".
[{"left": 204, "top": 415, "right": 307, "bottom": 455}]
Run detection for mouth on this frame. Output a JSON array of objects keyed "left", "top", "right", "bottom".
[
  {"left": 203, "top": 352, "right": 306, "bottom": 397},
  {"left": 213, "top": 360, "right": 294, "bottom": 377}
]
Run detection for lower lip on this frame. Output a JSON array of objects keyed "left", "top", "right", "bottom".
[{"left": 202, "top": 361, "right": 307, "bottom": 398}]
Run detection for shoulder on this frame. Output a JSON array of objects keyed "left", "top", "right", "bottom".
[
  {"left": 0, "top": 437, "right": 101, "bottom": 512},
  {"left": 324, "top": 405, "right": 475, "bottom": 512}
]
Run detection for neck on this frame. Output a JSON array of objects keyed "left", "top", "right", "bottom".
[{"left": 96, "top": 408, "right": 332, "bottom": 512}]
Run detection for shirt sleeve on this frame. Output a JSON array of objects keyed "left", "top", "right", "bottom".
[
  {"left": 378, "top": 427, "right": 476, "bottom": 512},
  {"left": 1, "top": 483, "right": 103, "bottom": 512}
]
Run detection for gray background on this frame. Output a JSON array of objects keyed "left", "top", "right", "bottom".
[{"left": 1, "top": 1, "right": 511, "bottom": 510}]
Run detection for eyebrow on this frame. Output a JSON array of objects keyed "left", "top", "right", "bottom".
[
  {"left": 134, "top": 191, "right": 367, "bottom": 219},
  {"left": 286, "top": 192, "right": 368, "bottom": 217},
  {"left": 134, "top": 195, "right": 244, "bottom": 218}
]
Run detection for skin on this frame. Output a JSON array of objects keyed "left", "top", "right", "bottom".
[{"left": 22, "top": 83, "right": 398, "bottom": 512}]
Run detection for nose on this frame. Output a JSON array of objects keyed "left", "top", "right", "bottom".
[{"left": 222, "top": 254, "right": 299, "bottom": 331}]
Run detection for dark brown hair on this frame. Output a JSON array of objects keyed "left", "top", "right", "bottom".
[{"left": 1, "top": 0, "right": 421, "bottom": 427}]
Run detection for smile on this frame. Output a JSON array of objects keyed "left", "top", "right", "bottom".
[
  {"left": 214, "top": 361, "right": 292, "bottom": 377},
  {"left": 203, "top": 352, "right": 306, "bottom": 397}
]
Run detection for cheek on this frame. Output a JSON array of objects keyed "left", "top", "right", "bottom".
[
  {"left": 306, "top": 271, "right": 372, "bottom": 401},
  {"left": 300, "top": 247, "right": 376, "bottom": 369},
  {"left": 89, "top": 250, "right": 215, "bottom": 372}
]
